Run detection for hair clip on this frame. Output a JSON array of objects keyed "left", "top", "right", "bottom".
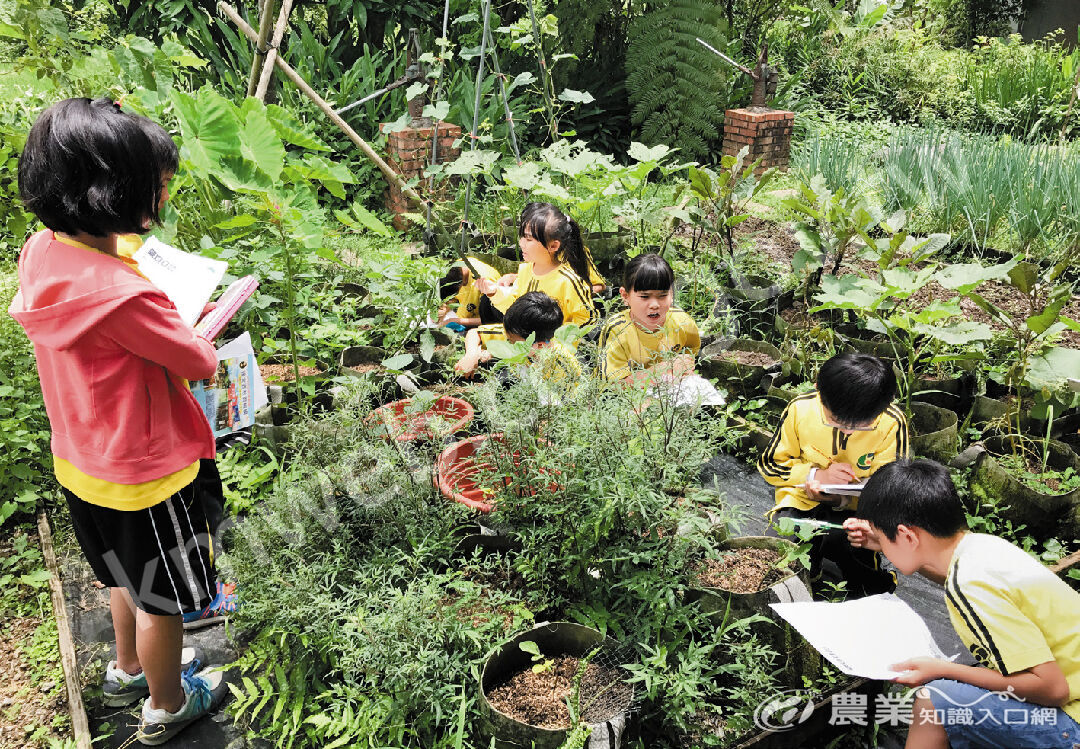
[{"left": 114, "top": 97, "right": 124, "bottom": 109}]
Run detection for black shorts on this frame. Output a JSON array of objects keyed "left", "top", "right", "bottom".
[{"left": 63, "top": 459, "right": 223, "bottom": 617}]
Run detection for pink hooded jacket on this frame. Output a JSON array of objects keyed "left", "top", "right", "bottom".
[{"left": 9, "top": 231, "right": 218, "bottom": 484}]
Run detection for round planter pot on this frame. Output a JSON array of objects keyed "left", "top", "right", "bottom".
[
  {"left": 434, "top": 433, "right": 556, "bottom": 513},
  {"left": 698, "top": 338, "right": 782, "bottom": 395},
  {"left": 686, "top": 536, "right": 819, "bottom": 687},
  {"left": 369, "top": 395, "right": 475, "bottom": 442},
  {"left": 909, "top": 401, "right": 958, "bottom": 463},
  {"left": 712, "top": 273, "right": 792, "bottom": 338},
  {"left": 912, "top": 372, "right": 977, "bottom": 417},
  {"left": 480, "top": 622, "right": 633, "bottom": 749},
  {"left": 583, "top": 229, "right": 633, "bottom": 262},
  {"left": 970, "top": 436, "right": 1080, "bottom": 542}
]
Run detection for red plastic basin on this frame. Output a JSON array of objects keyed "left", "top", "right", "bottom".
[
  {"left": 435, "top": 433, "right": 558, "bottom": 513},
  {"left": 370, "top": 395, "right": 474, "bottom": 442}
]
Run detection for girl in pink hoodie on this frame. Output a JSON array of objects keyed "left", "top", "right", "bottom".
[{"left": 10, "top": 98, "right": 228, "bottom": 745}]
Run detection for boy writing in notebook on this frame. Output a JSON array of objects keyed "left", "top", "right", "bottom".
[
  {"left": 759, "top": 352, "right": 908, "bottom": 598},
  {"left": 846, "top": 459, "right": 1080, "bottom": 749}
]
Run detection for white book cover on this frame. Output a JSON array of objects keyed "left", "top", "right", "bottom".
[{"left": 134, "top": 236, "right": 227, "bottom": 326}]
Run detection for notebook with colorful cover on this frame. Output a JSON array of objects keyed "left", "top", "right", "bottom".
[{"left": 194, "top": 275, "right": 259, "bottom": 340}]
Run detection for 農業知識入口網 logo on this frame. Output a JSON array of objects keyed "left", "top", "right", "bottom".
[{"left": 753, "top": 690, "right": 815, "bottom": 732}]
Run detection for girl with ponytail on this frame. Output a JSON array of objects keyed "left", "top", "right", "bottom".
[{"left": 478, "top": 202, "right": 599, "bottom": 330}]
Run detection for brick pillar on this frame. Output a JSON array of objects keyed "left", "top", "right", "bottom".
[
  {"left": 721, "top": 108, "right": 795, "bottom": 176},
  {"left": 380, "top": 121, "right": 463, "bottom": 232}
]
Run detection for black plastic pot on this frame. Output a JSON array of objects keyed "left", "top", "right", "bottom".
[
  {"left": 909, "top": 402, "right": 958, "bottom": 463},
  {"left": 834, "top": 324, "right": 898, "bottom": 362},
  {"left": 583, "top": 229, "right": 633, "bottom": 262},
  {"left": 698, "top": 338, "right": 782, "bottom": 396},
  {"left": 480, "top": 622, "right": 633, "bottom": 749},
  {"left": 712, "top": 271, "right": 793, "bottom": 338},
  {"left": 912, "top": 372, "right": 977, "bottom": 418},
  {"left": 685, "top": 536, "right": 820, "bottom": 687},
  {"left": 970, "top": 436, "right": 1080, "bottom": 542}
]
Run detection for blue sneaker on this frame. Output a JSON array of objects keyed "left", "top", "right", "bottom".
[
  {"left": 136, "top": 662, "right": 228, "bottom": 746},
  {"left": 102, "top": 647, "right": 203, "bottom": 707},
  {"left": 182, "top": 581, "right": 238, "bottom": 630}
]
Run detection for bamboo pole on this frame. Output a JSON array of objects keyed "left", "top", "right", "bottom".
[
  {"left": 37, "top": 510, "right": 92, "bottom": 749},
  {"left": 218, "top": 1, "right": 425, "bottom": 207},
  {"left": 246, "top": 0, "right": 278, "bottom": 98},
  {"left": 253, "top": 0, "right": 294, "bottom": 102},
  {"left": 457, "top": 0, "right": 491, "bottom": 261}
]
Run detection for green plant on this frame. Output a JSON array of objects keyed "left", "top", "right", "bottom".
[
  {"left": 518, "top": 640, "right": 554, "bottom": 674},
  {"left": 625, "top": 0, "right": 735, "bottom": 162}
]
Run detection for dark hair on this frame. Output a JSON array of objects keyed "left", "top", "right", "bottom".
[
  {"left": 18, "top": 98, "right": 169, "bottom": 236},
  {"left": 503, "top": 291, "right": 563, "bottom": 343},
  {"left": 622, "top": 252, "right": 675, "bottom": 292},
  {"left": 857, "top": 459, "right": 967, "bottom": 541},
  {"left": 137, "top": 116, "right": 178, "bottom": 179},
  {"left": 439, "top": 265, "right": 465, "bottom": 301},
  {"left": 817, "top": 352, "right": 896, "bottom": 425},
  {"left": 519, "top": 202, "right": 591, "bottom": 282}
]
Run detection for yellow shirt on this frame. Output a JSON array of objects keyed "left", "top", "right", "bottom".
[
  {"left": 475, "top": 325, "right": 582, "bottom": 389},
  {"left": 490, "top": 263, "right": 598, "bottom": 330},
  {"left": 452, "top": 257, "right": 500, "bottom": 320},
  {"left": 583, "top": 245, "right": 604, "bottom": 288},
  {"left": 51, "top": 233, "right": 201, "bottom": 511},
  {"left": 597, "top": 308, "right": 700, "bottom": 381},
  {"left": 757, "top": 392, "right": 908, "bottom": 513},
  {"left": 945, "top": 533, "right": 1080, "bottom": 723}
]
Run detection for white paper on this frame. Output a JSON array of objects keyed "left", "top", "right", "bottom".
[
  {"left": 771, "top": 593, "right": 955, "bottom": 680},
  {"left": 134, "top": 236, "right": 227, "bottom": 325},
  {"left": 813, "top": 482, "right": 865, "bottom": 496},
  {"left": 216, "top": 332, "right": 268, "bottom": 409},
  {"left": 650, "top": 374, "right": 727, "bottom": 407}
]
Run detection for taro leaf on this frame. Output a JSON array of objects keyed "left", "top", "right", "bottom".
[
  {"left": 916, "top": 320, "right": 994, "bottom": 346},
  {"left": 1061, "top": 315, "right": 1080, "bottom": 332},
  {"left": 1026, "top": 346, "right": 1080, "bottom": 391},
  {"left": 1007, "top": 261, "right": 1039, "bottom": 294},
  {"left": 239, "top": 99, "right": 284, "bottom": 181},
  {"left": 907, "top": 233, "right": 950, "bottom": 263},
  {"left": 881, "top": 265, "right": 935, "bottom": 298},
  {"left": 420, "top": 330, "right": 436, "bottom": 363},
  {"left": 558, "top": 88, "right": 595, "bottom": 104},
  {"left": 628, "top": 142, "right": 671, "bottom": 164},
  {"left": 422, "top": 101, "right": 450, "bottom": 121},
  {"left": 884, "top": 210, "right": 907, "bottom": 234},
  {"left": 381, "top": 353, "right": 414, "bottom": 371},
  {"left": 171, "top": 88, "right": 240, "bottom": 177},
  {"left": 532, "top": 176, "right": 570, "bottom": 200},
  {"left": 934, "top": 258, "right": 1018, "bottom": 295},
  {"left": 266, "top": 104, "right": 328, "bottom": 151}
]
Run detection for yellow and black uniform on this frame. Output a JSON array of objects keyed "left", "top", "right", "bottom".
[
  {"left": 759, "top": 391, "right": 908, "bottom": 598},
  {"left": 451, "top": 257, "right": 500, "bottom": 320},
  {"left": 758, "top": 392, "right": 908, "bottom": 514},
  {"left": 945, "top": 533, "right": 1080, "bottom": 723},
  {"left": 583, "top": 245, "right": 605, "bottom": 289},
  {"left": 490, "top": 262, "right": 598, "bottom": 330},
  {"left": 597, "top": 308, "right": 700, "bottom": 381}
]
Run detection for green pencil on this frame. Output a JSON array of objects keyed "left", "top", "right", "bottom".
[{"left": 788, "top": 518, "right": 846, "bottom": 531}]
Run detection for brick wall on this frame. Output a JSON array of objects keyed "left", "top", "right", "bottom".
[
  {"left": 721, "top": 108, "right": 795, "bottom": 175},
  {"left": 380, "top": 121, "right": 463, "bottom": 232}
]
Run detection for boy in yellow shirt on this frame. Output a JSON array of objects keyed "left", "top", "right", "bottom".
[
  {"left": 454, "top": 291, "right": 582, "bottom": 392},
  {"left": 759, "top": 352, "right": 908, "bottom": 598},
  {"left": 846, "top": 459, "right": 1080, "bottom": 749}
]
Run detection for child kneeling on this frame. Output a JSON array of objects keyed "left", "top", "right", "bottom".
[
  {"left": 454, "top": 291, "right": 581, "bottom": 390},
  {"left": 759, "top": 352, "right": 908, "bottom": 598},
  {"left": 846, "top": 459, "right": 1080, "bottom": 749}
]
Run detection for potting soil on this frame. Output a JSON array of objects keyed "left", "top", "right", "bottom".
[
  {"left": 720, "top": 350, "right": 778, "bottom": 367},
  {"left": 487, "top": 657, "right": 633, "bottom": 729},
  {"left": 696, "top": 547, "right": 787, "bottom": 593}
]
